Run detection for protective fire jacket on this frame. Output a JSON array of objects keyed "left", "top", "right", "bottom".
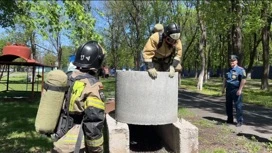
[
  {"left": 68, "top": 70, "right": 105, "bottom": 151},
  {"left": 142, "top": 32, "right": 182, "bottom": 63}
]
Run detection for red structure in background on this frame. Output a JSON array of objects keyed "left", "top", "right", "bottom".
[
  {"left": 3, "top": 44, "right": 31, "bottom": 60},
  {"left": 0, "top": 43, "right": 53, "bottom": 100}
]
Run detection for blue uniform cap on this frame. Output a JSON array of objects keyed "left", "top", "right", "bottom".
[{"left": 230, "top": 55, "right": 238, "bottom": 61}]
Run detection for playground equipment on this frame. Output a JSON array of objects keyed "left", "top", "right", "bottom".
[{"left": 0, "top": 43, "right": 53, "bottom": 99}]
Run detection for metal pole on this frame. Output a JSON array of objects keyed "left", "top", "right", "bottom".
[
  {"left": 36, "top": 66, "right": 39, "bottom": 92},
  {"left": 31, "top": 66, "right": 35, "bottom": 99},
  {"left": 26, "top": 67, "right": 28, "bottom": 91},
  {"left": 41, "top": 66, "right": 44, "bottom": 92},
  {"left": 6, "top": 65, "right": 10, "bottom": 91}
]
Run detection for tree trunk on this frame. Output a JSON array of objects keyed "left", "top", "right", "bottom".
[
  {"left": 57, "top": 47, "right": 62, "bottom": 69},
  {"left": 260, "top": 2, "right": 271, "bottom": 90},
  {"left": 130, "top": 1, "right": 141, "bottom": 70},
  {"left": 182, "top": 27, "right": 199, "bottom": 65},
  {"left": 247, "top": 33, "right": 261, "bottom": 79},
  {"left": 197, "top": 37, "right": 206, "bottom": 90},
  {"left": 227, "top": 29, "right": 232, "bottom": 68},
  {"left": 196, "top": 0, "right": 206, "bottom": 91},
  {"left": 219, "top": 35, "right": 225, "bottom": 78},
  {"left": 194, "top": 60, "right": 198, "bottom": 79},
  {"left": 30, "top": 32, "right": 37, "bottom": 60},
  {"left": 204, "top": 47, "right": 210, "bottom": 82},
  {"left": 231, "top": 0, "right": 243, "bottom": 65}
]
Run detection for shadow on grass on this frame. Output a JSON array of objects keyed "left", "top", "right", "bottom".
[
  {"left": 237, "top": 133, "right": 272, "bottom": 143},
  {"left": 203, "top": 116, "right": 229, "bottom": 125},
  {"left": 0, "top": 90, "right": 41, "bottom": 96},
  {"left": 243, "top": 89, "right": 272, "bottom": 108},
  {"left": 179, "top": 89, "right": 272, "bottom": 142},
  {"left": 0, "top": 137, "right": 53, "bottom": 153},
  {"left": 0, "top": 92, "right": 52, "bottom": 152},
  {"left": 0, "top": 78, "right": 43, "bottom": 84},
  {"left": 245, "top": 82, "right": 261, "bottom": 88}
]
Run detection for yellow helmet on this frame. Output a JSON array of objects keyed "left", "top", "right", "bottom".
[{"left": 152, "top": 23, "right": 164, "bottom": 33}]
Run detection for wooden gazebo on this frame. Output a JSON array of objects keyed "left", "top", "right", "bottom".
[{"left": 0, "top": 44, "right": 54, "bottom": 99}]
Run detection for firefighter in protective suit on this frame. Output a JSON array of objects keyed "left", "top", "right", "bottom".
[
  {"left": 53, "top": 41, "right": 105, "bottom": 153},
  {"left": 142, "top": 23, "right": 182, "bottom": 78},
  {"left": 140, "top": 23, "right": 164, "bottom": 71}
]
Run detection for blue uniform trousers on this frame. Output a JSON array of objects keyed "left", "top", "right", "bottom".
[{"left": 226, "top": 88, "right": 243, "bottom": 123}]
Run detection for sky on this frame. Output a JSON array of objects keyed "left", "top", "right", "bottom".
[
  {"left": 0, "top": 1, "right": 107, "bottom": 53},
  {"left": 92, "top": 1, "right": 108, "bottom": 31}
]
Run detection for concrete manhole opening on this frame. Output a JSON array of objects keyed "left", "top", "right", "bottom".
[{"left": 129, "top": 124, "right": 172, "bottom": 153}]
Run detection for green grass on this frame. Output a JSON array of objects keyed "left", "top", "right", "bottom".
[
  {"left": 1, "top": 73, "right": 271, "bottom": 152},
  {"left": 100, "top": 77, "right": 116, "bottom": 98},
  {"left": 181, "top": 78, "right": 223, "bottom": 96},
  {"left": 0, "top": 73, "right": 115, "bottom": 152},
  {"left": 244, "top": 136, "right": 261, "bottom": 153},
  {"left": 181, "top": 77, "right": 272, "bottom": 108},
  {"left": 0, "top": 99, "right": 53, "bottom": 153},
  {"left": 178, "top": 107, "right": 195, "bottom": 118},
  {"left": 0, "top": 72, "right": 49, "bottom": 152},
  {"left": 1, "top": 72, "right": 43, "bottom": 92},
  {"left": 200, "top": 149, "right": 227, "bottom": 153}
]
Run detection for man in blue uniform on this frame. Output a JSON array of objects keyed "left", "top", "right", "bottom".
[{"left": 223, "top": 55, "right": 246, "bottom": 127}]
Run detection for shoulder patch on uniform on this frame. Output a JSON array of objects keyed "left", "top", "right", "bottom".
[{"left": 242, "top": 69, "right": 246, "bottom": 76}]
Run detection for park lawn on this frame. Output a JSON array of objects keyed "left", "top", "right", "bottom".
[
  {"left": 181, "top": 77, "right": 272, "bottom": 108},
  {"left": 0, "top": 100, "right": 53, "bottom": 153},
  {"left": 1, "top": 73, "right": 271, "bottom": 152},
  {"left": 0, "top": 72, "right": 51, "bottom": 152},
  {"left": 0, "top": 74, "right": 115, "bottom": 152},
  {"left": 0, "top": 72, "right": 43, "bottom": 93}
]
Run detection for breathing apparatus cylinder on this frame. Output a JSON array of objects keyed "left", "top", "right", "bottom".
[{"left": 35, "top": 70, "right": 69, "bottom": 134}]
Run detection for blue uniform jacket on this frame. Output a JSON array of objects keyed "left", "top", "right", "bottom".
[{"left": 225, "top": 66, "right": 246, "bottom": 90}]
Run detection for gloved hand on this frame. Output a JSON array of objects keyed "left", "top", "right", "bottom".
[
  {"left": 147, "top": 68, "right": 157, "bottom": 78},
  {"left": 169, "top": 66, "right": 175, "bottom": 78}
]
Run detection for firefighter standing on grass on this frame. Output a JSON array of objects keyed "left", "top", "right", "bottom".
[
  {"left": 142, "top": 23, "right": 182, "bottom": 78},
  {"left": 53, "top": 41, "right": 105, "bottom": 153}
]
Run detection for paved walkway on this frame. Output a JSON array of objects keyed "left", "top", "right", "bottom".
[{"left": 178, "top": 88, "right": 272, "bottom": 142}]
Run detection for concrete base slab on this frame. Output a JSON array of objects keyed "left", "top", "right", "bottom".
[
  {"left": 106, "top": 113, "right": 198, "bottom": 153},
  {"left": 157, "top": 118, "right": 199, "bottom": 153},
  {"left": 106, "top": 114, "right": 130, "bottom": 153}
]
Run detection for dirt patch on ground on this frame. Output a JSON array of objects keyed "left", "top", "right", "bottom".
[
  {"left": 105, "top": 101, "right": 272, "bottom": 153},
  {"left": 183, "top": 115, "right": 271, "bottom": 153}
]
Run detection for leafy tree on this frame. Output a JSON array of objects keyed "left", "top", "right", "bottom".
[
  {"left": 260, "top": 1, "right": 272, "bottom": 90},
  {"left": 64, "top": 1, "right": 102, "bottom": 47},
  {"left": 13, "top": 1, "right": 102, "bottom": 69},
  {"left": 61, "top": 46, "right": 75, "bottom": 69},
  {"left": 0, "top": 36, "right": 10, "bottom": 55},
  {"left": 43, "top": 52, "right": 57, "bottom": 66},
  {"left": 196, "top": 0, "right": 207, "bottom": 90},
  {"left": 0, "top": 0, "right": 23, "bottom": 27}
]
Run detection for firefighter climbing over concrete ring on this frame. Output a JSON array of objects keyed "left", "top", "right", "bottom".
[{"left": 142, "top": 23, "right": 183, "bottom": 79}]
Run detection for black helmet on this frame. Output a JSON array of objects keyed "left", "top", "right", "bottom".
[
  {"left": 73, "top": 41, "right": 104, "bottom": 70},
  {"left": 164, "top": 23, "right": 180, "bottom": 45}
]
